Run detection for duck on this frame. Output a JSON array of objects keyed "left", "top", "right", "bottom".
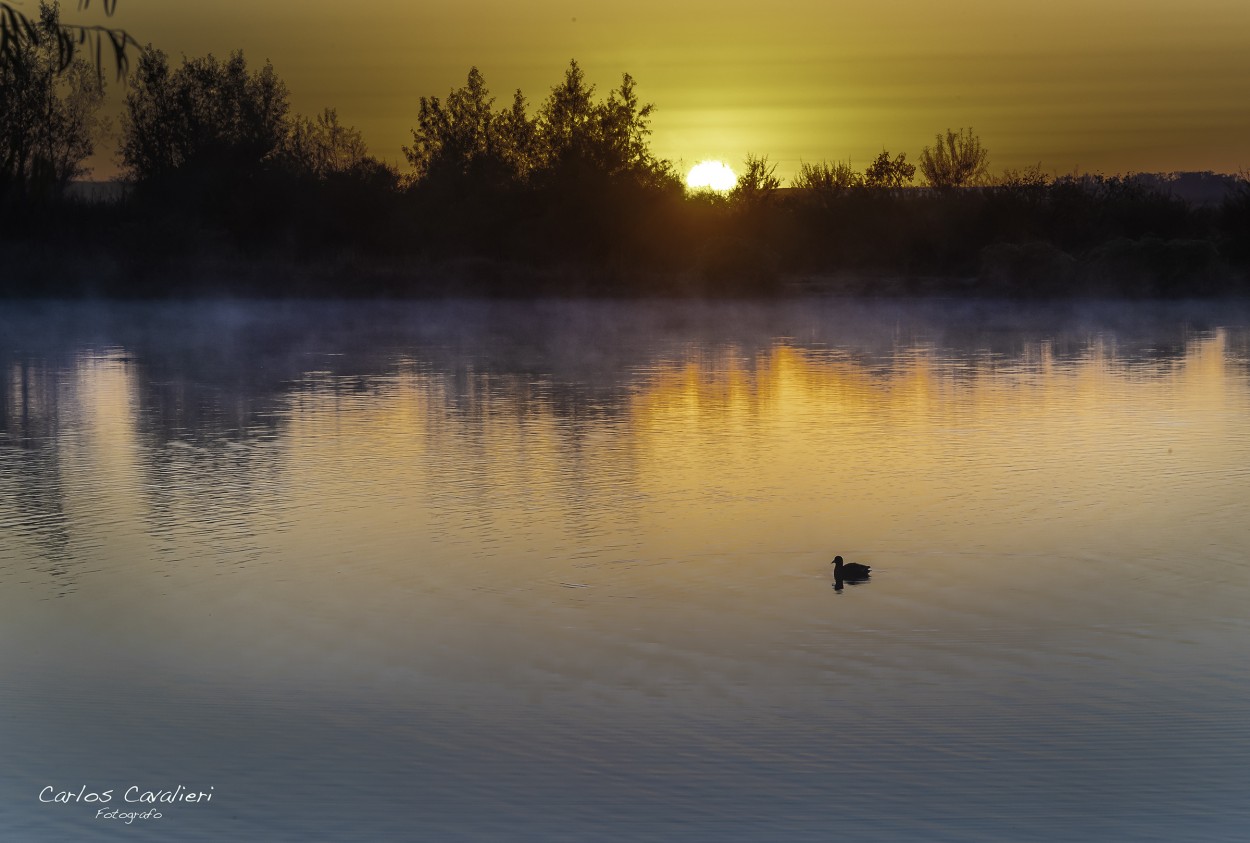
[{"left": 831, "top": 556, "right": 871, "bottom": 579}]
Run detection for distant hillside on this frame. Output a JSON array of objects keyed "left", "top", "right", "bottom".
[{"left": 1122, "top": 172, "right": 1242, "bottom": 206}]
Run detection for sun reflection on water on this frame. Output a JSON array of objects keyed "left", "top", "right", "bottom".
[{"left": 3, "top": 302, "right": 1250, "bottom": 840}]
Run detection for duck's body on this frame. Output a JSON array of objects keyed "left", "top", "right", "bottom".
[{"left": 832, "top": 556, "right": 871, "bottom": 579}]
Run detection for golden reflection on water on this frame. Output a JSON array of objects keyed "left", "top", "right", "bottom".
[
  {"left": 6, "top": 327, "right": 1246, "bottom": 592},
  {"left": 620, "top": 332, "right": 1244, "bottom": 561},
  {"left": 46, "top": 322, "right": 1234, "bottom": 695},
  {"left": 3, "top": 305, "right": 1250, "bottom": 841}
]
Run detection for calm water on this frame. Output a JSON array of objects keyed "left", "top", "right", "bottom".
[{"left": 2, "top": 298, "right": 1249, "bottom": 842}]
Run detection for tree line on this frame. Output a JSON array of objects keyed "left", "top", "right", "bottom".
[{"left": 2, "top": 2, "right": 1248, "bottom": 297}]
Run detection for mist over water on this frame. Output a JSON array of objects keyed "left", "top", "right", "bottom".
[{"left": 2, "top": 298, "right": 1249, "bottom": 842}]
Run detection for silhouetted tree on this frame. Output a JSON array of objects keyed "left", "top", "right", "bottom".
[
  {"left": 532, "top": 60, "right": 676, "bottom": 190},
  {"left": 1, "top": 0, "right": 136, "bottom": 78},
  {"left": 536, "top": 60, "right": 593, "bottom": 168},
  {"left": 730, "top": 153, "right": 780, "bottom": 206},
  {"left": 919, "top": 127, "right": 990, "bottom": 189},
  {"left": 0, "top": 1, "right": 107, "bottom": 204},
  {"left": 116, "top": 46, "right": 299, "bottom": 256},
  {"left": 494, "top": 88, "right": 538, "bottom": 179},
  {"left": 1218, "top": 173, "right": 1250, "bottom": 270},
  {"left": 791, "top": 159, "right": 862, "bottom": 214},
  {"left": 404, "top": 67, "right": 525, "bottom": 189},
  {"left": 285, "top": 107, "right": 369, "bottom": 178},
  {"left": 863, "top": 150, "right": 915, "bottom": 189},
  {"left": 121, "top": 48, "right": 289, "bottom": 190},
  {"left": 592, "top": 72, "right": 675, "bottom": 188},
  {"left": 792, "top": 160, "right": 861, "bottom": 193}
]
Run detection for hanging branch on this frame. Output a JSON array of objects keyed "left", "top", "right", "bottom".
[{"left": 1, "top": 0, "right": 138, "bottom": 78}]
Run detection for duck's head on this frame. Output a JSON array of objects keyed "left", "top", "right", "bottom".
[{"left": 832, "top": 556, "right": 843, "bottom": 566}]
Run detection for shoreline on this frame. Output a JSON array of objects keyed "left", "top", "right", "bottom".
[{"left": 3, "top": 250, "right": 1246, "bottom": 301}]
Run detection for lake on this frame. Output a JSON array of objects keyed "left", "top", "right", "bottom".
[{"left": 2, "top": 298, "right": 1249, "bottom": 842}]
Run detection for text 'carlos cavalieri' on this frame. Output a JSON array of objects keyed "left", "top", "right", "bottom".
[
  {"left": 40, "top": 785, "right": 215, "bottom": 804},
  {"left": 40, "top": 785, "right": 215, "bottom": 824}
]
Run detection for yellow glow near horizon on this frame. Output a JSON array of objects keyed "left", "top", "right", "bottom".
[
  {"left": 686, "top": 160, "right": 737, "bottom": 192},
  {"left": 75, "top": 0, "right": 1250, "bottom": 180}
]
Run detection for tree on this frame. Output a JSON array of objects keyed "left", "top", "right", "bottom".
[
  {"left": 404, "top": 60, "right": 676, "bottom": 195},
  {"left": 536, "top": 59, "right": 595, "bottom": 169},
  {"left": 918, "top": 127, "right": 990, "bottom": 189},
  {"left": 121, "top": 48, "right": 290, "bottom": 186},
  {"left": 533, "top": 60, "right": 676, "bottom": 189},
  {"left": 863, "top": 150, "right": 915, "bottom": 189},
  {"left": 0, "top": 1, "right": 107, "bottom": 203},
  {"left": 285, "top": 107, "right": 369, "bottom": 178},
  {"left": 590, "top": 71, "right": 673, "bottom": 187},
  {"left": 404, "top": 66, "right": 511, "bottom": 186},
  {"left": 729, "top": 153, "right": 780, "bottom": 206},
  {"left": 494, "top": 88, "right": 537, "bottom": 179},
  {"left": 1, "top": 0, "right": 137, "bottom": 78},
  {"left": 792, "top": 160, "right": 862, "bottom": 210}
]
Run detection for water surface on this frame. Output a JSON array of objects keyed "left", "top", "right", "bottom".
[{"left": 2, "top": 299, "right": 1249, "bottom": 841}]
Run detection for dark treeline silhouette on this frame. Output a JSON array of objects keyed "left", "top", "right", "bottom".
[{"left": 3, "top": 26, "right": 1249, "bottom": 298}]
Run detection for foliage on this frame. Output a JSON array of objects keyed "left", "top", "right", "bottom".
[
  {"left": 533, "top": 61, "right": 675, "bottom": 190},
  {"left": 4, "top": 38, "right": 1245, "bottom": 299},
  {"left": 1083, "top": 237, "right": 1226, "bottom": 297},
  {"left": 403, "top": 61, "right": 677, "bottom": 197},
  {"left": 978, "top": 241, "right": 1075, "bottom": 296},
  {"left": 1, "top": 0, "right": 137, "bottom": 78},
  {"left": 792, "top": 160, "right": 861, "bottom": 193},
  {"left": 535, "top": 60, "right": 595, "bottom": 170},
  {"left": 0, "top": 1, "right": 107, "bottom": 203},
  {"left": 121, "top": 48, "right": 290, "bottom": 187},
  {"left": 863, "top": 150, "right": 915, "bottom": 189},
  {"left": 995, "top": 163, "right": 1049, "bottom": 190},
  {"left": 403, "top": 66, "right": 520, "bottom": 189},
  {"left": 285, "top": 108, "right": 370, "bottom": 178},
  {"left": 729, "top": 153, "right": 780, "bottom": 206},
  {"left": 919, "top": 127, "right": 990, "bottom": 189},
  {"left": 399, "top": 61, "right": 681, "bottom": 267},
  {"left": 1218, "top": 172, "right": 1250, "bottom": 269},
  {"left": 493, "top": 88, "right": 538, "bottom": 180}
]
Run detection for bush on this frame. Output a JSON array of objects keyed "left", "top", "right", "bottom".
[
  {"left": 978, "top": 241, "right": 1076, "bottom": 296},
  {"left": 1082, "top": 237, "right": 1228, "bottom": 296},
  {"left": 919, "top": 127, "right": 990, "bottom": 189}
]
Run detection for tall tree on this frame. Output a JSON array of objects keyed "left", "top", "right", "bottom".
[
  {"left": 121, "top": 48, "right": 290, "bottom": 186},
  {"left": 0, "top": 1, "right": 107, "bottom": 203},
  {"left": 536, "top": 59, "right": 596, "bottom": 169},
  {"left": 404, "top": 66, "right": 521, "bottom": 188},
  {"left": 534, "top": 60, "right": 675, "bottom": 190}
]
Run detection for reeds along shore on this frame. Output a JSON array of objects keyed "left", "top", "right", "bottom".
[{"left": 3, "top": 31, "right": 1248, "bottom": 298}]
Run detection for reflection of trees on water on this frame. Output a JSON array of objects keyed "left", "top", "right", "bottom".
[
  {"left": 4, "top": 299, "right": 1247, "bottom": 432},
  {"left": 2, "top": 299, "right": 1248, "bottom": 595},
  {"left": 0, "top": 359, "right": 73, "bottom": 588}
]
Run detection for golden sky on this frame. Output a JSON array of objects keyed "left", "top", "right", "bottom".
[{"left": 78, "top": 0, "right": 1250, "bottom": 180}]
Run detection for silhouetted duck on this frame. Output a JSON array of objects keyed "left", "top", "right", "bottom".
[{"left": 831, "top": 556, "right": 871, "bottom": 579}]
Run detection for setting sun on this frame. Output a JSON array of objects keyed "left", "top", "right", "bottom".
[{"left": 686, "top": 160, "right": 737, "bottom": 192}]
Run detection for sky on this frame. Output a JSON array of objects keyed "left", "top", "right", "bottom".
[{"left": 70, "top": 0, "right": 1250, "bottom": 181}]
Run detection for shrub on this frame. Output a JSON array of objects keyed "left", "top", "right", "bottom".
[{"left": 919, "top": 128, "right": 990, "bottom": 189}]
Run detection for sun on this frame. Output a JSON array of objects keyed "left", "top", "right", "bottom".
[{"left": 686, "top": 160, "right": 737, "bottom": 192}]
